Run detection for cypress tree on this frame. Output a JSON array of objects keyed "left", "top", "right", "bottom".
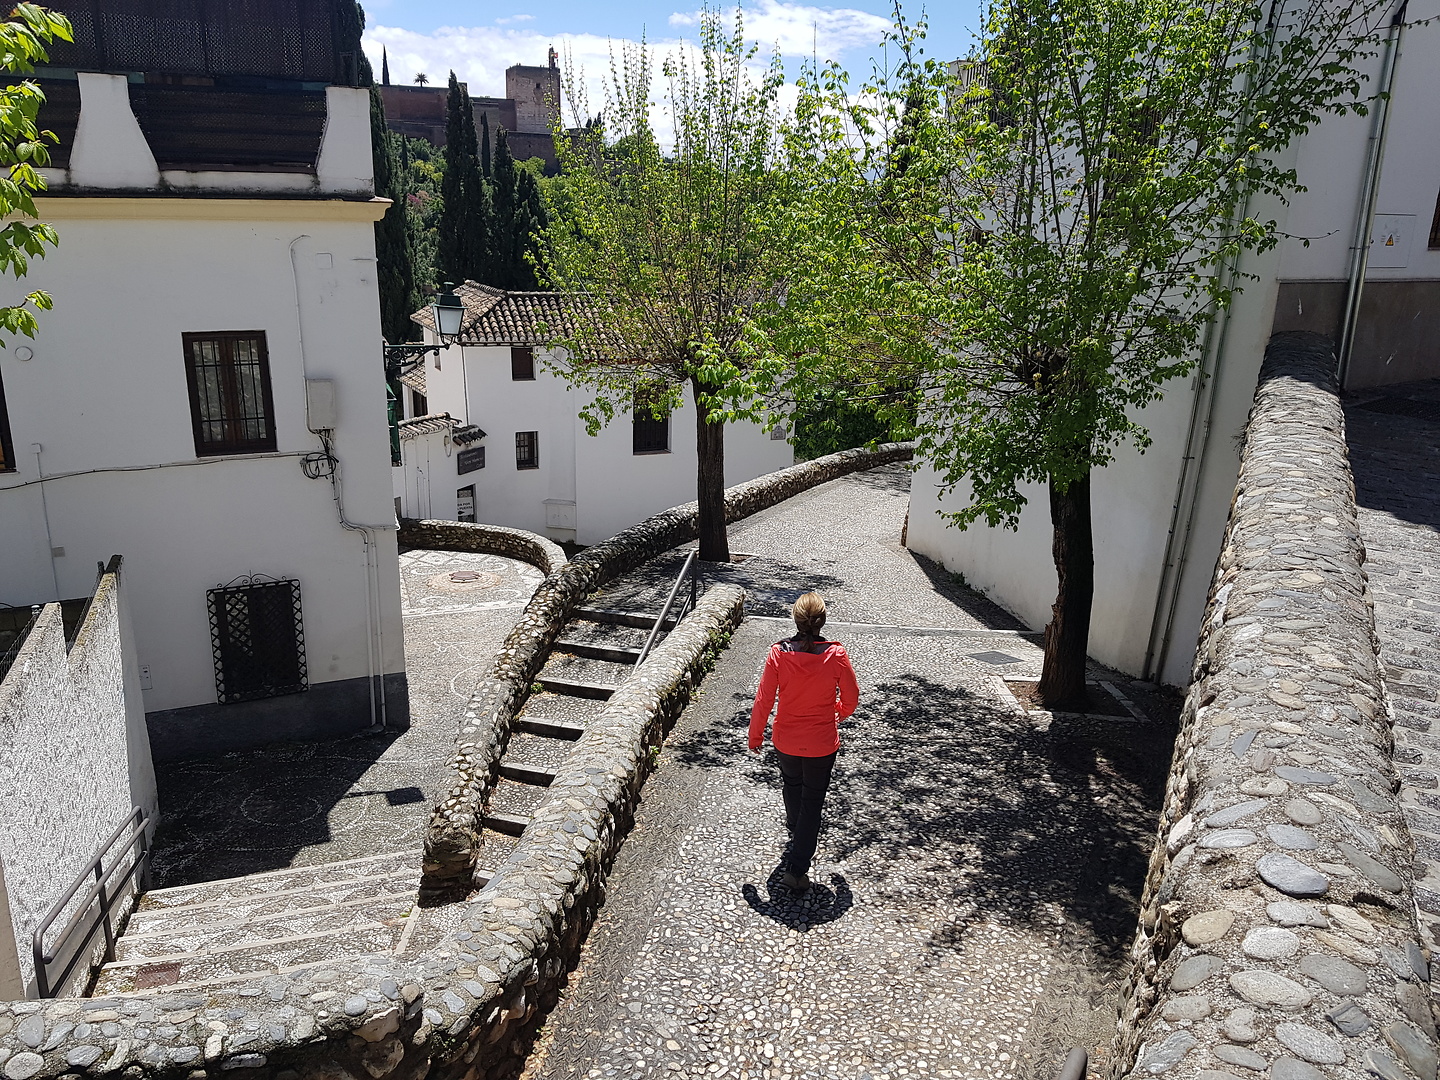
[
  {"left": 491, "top": 129, "right": 519, "bottom": 287},
  {"left": 480, "top": 110, "right": 492, "bottom": 178},
  {"left": 438, "top": 72, "right": 470, "bottom": 284}
]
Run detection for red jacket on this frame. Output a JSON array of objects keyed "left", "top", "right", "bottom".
[{"left": 749, "top": 638, "right": 860, "bottom": 756}]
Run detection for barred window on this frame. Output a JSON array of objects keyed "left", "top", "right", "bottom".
[
  {"left": 515, "top": 430, "right": 539, "bottom": 469},
  {"left": 207, "top": 577, "right": 307, "bottom": 703},
  {"left": 0, "top": 363, "right": 13, "bottom": 472},
  {"left": 182, "top": 331, "right": 276, "bottom": 456},
  {"left": 632, "top": 381, "right": 671, "bottom": 454}
]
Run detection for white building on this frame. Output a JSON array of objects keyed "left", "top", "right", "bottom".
[
  {"left": 0, "top": 53, "right": 406, "bottom": 758},
  {"left": 910, "top": 4, "right": 1439, "bottom": 686},
  {"left": 394, "top": 283, "right": 794, "bottom": 545}
]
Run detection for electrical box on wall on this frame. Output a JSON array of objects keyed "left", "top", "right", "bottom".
[
  {"left": 1368, "top": 214, "right": 1416, "bottom": 269},
  {"left": 306, "top": 379, "right": 337, "bottom": 432}
]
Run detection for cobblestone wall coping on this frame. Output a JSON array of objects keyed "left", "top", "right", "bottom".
[
  {"left": 396, "top": 520, "right": 567, "bottom": 578},
  {"left": 416, "top": 442, "right": 914, "bottom": 901},
  {"left": 1111, "top": 332, "right": 1437, "bottom": 1080}
]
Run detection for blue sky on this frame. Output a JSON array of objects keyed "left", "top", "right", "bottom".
[{"left": 360, "top": 0, "right": 983, "bottom": 106}]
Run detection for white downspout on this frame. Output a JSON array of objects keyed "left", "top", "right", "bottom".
[
  {"left": 1336, "top": 0, "right": 1407, "bottom": 388},
  {"left": 290, "top": 236, "right": 393, "bottom": 732}
]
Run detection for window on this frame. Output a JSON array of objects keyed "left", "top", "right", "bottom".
[
  {"left": 0, "top": 364, "right": 13, "bottom": 472},
  {"left": 207, "top": 577, "right": 307, "bottom": 703},
  {"left": 1430, "top": 190, "right": 1440, "bottom": 250},
  {"left": 515, "top": 430, "right": 539, "bottom": 469},
  {"left": 410, "top": 388, "right": 428, "bottom": 416},
  {"left": 632, "top": 382, "right": 670, "bottom": 454},
  {"left": 633, "top": 412, "right": 670, "bottom": 454},
  {"left": 182, "top": 332, "right": 276, "bottom": 456},
  {"left": 511, "top": 346, "right": 535, "bottom": 381}
]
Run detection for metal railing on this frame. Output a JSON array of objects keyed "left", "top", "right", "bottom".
[
  {"left": 33, "top": 806, "right": 151, "bottom": 998},
  {"left": 635, "top": 549, "right": 700, "bottom": 667}
]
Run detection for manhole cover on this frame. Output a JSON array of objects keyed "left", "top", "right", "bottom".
[
  {"left": 969, "top": 651, "right": 1022, "bottom": 666},
  {"left": 428, "top": 570, "right": 503, "bottom": 592}
]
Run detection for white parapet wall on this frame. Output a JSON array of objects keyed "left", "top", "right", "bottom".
[{"left": 0, "top": 560, "right": 157, "bottom": 996}]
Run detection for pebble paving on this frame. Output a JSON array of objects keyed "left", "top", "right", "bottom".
[
  {"left": 523, "top": 466, "right": 1180, "bottom": 1080},
  {"left": 1345, "top": 379, "right": 1440, "bottom": 948},
  {"left": 148, "top": 549, "right": 543, "bottom": 886}
]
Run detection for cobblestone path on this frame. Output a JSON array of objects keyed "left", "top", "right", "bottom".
[
  {"left": 1346, "top": 380, "right": 1440, "bottom": 948},
  {"left": 524, "top": 466, "right": 1179, "bottom": 1080},
  {"left": 149, "top": 549, "right": 542, "bottom": 886}
]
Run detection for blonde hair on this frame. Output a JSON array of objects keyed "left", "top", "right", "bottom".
[{"left": 792, "top": 592, "right": 827, "bottom": 636}]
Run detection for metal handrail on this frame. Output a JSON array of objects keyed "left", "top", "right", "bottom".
[
  {"left": 635, "top": 549, "right": 700, "bottom": 667},
  {"left": 32, "top": 806, "right": 151, "bottom": 998}
]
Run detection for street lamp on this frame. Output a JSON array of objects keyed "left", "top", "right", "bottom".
[{"left": 385, "top": 284, "right": 466, "bottom": 464}]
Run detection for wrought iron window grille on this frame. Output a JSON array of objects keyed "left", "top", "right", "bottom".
[{"left": 206, "top": 575, "right": 307, "bottom": 703}]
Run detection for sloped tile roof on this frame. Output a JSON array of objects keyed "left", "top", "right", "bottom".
[
  {"left": 410, "top": 281, "right": 591, "bottom": 347},
  {"left": 397, "top": 412, "right": 458, "bottom": 441},
  {"left": 398, "top": 363, "right": 427, "bottom": 395}
]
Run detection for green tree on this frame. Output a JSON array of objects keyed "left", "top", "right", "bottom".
[
  {"left": 0, "top": 4, "right": 72, "bottom": 346},
  {"left": 490, "top": 129, "right": 545, "bottom": 289},
  {"left": 438, "top": 71, "right": 489, "bottom": 284},
  {"left": 781, "top": 0, "right": 1392, "bottom": 703},
  {"left": 542, "top": 12, "right": 793, "bottom": 561}
]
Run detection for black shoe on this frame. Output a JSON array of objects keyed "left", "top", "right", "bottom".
[{"left": 781, "top": 871, "right": 811, "bottom": 892}]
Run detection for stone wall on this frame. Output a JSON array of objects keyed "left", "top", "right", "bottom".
[
  {"left": 0, "top": 584, "right": 744, "bottom": 1080},
  {"left": 0, "top": 558, "right": 158, "bottom": 996},
  {"left": 1111, "top": 333, "right": 1438, "bottom": 1080},
  {"left": 397, "top": 520, "right": 568, "bottom": 578},
  {"left": 415, "top": 442, "right": 914, "bottom": 901}
]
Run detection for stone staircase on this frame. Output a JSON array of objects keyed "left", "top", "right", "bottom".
[
  {"left": 471, "top": 606, "right": 676, "bottom": 884},
  {"left": 92, "top": 607, "right": 674, "bottom": 997},
  {"left": 91, "top": 850, "right": 420, "bottom": 996}
]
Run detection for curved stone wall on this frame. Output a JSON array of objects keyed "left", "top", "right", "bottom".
[
  {"left": 417, "top": 442, "right": 914, "bottom": 900},
  {"left": 396, "top": 520, "right": 568, "bottom": 578},
  {"left": 1111, "top": 334, "right": 1437, "bottom": 1079}
]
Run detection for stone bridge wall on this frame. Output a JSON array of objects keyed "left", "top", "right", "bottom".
[
  {"left": 409, "top": 442, "right": 915, "bottom": 901},
  {"left": 1111, "top": 333, "right": 1438, "bottom": 1080},
  {"left": 396, "top": 521, "right": 568, "bottom": 578}
]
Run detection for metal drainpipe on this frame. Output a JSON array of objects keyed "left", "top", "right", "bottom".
[
  {"left": 1140, "top": 0, "right": 1279, "bottom": 682},
  {"left": 1336, "top": 0, "right": 1407, "bottom": 388}
]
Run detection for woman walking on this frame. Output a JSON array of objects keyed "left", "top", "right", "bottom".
[{"left": 749, "top": 592, "right": 859, "bottom": 892}]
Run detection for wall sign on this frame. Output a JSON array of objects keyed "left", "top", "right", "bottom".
[
  {"left": 456, "top": 485, "right": 476, "bottom": 522},
  {"left": 457, "top": 446, "right": 485, "bottom": 475}
]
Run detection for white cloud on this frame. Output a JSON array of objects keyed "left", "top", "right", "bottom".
[
  {"left": 494, "top": 14, "right": 534, "bottom": 24},
  {"left": 669, "top": 0, "right": 891, "bottom": 58}
]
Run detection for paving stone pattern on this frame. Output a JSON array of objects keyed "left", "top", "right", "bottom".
[
  {"left": 1110, "top": 333, "right": 1439, "bottom": 1080},
  {"left": 1347, "top": 379, "right": 1440, "bottom": 958},
  {"left": 148, "top": 550, "right": 545, "bottom": 885},
  {"left": 522, "top": 468, "right": 1181, "bottom": 1080}
]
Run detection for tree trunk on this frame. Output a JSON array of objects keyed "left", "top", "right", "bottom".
[
  {"left": 1037, "top": 470, "right": 1094, "bottom": 708},
  {"left": 692, "top": 377, "right": 731, "bottom": 563}
]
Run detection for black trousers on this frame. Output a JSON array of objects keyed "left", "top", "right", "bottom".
[{"left": 776, "top": 750, "right": 837, "bottom": 876}]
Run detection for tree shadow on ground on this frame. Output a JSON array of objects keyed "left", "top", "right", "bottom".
[
  {"left": 1344, "top": 385, "right": 1440, "bottom": 533},
  {"left": 594, "top": 550, "right": 847, "bottom": 620},
  {"left": 671, "top": 673, "right": 1175, "bottom": 970}
]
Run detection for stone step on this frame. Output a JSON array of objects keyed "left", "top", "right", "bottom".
[
  {"left": 482, "top": 812, "right": 531, "bottom": 838},
  {"left": 513, "top": 715, "right": 587, "bottom": 740},
  {"left": 556, "top": 621, "right": 651, "bottom": 651},
  {"left": 518, "top": 691, "right": 605, "bottom": 727},
  {"left": 502, "top": 731, "right": 576, "bottom": 772},
  {"left": 572, "top": 606, "right": 674, "bottom": 631},
  {"left": 475, "top": 828, "right": 522, "bottom": 875},
  {"left": 92, "top": 917, "right": 406, "bottom": 996},
  {"left": 538, "top": 650, "right": 631, "bottom": 689},
  {"left": 536, "top": 675, "right": 615, "bottom": 700},
  {"left": 138, "top": 849, "right": 419, "bottom": 913},
  {"left": 553, "top": 638, "right": 643, "bottom": 664},
  {"left": 498, "top": 761, "right": 555, "bottom": 786},
  {"left": 115, "top": 892, "right": 416, "bottom": 962}
]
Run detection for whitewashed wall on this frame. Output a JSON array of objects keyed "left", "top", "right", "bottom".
[
  {"left": 0, "top": 567, "right": 157, "bottom": 996},
  {"left": 405, "top": 344, "right": 793, "bottom": 545},
  {"left": 0, "top": 206, "right": 403, "bottom": 735}
]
